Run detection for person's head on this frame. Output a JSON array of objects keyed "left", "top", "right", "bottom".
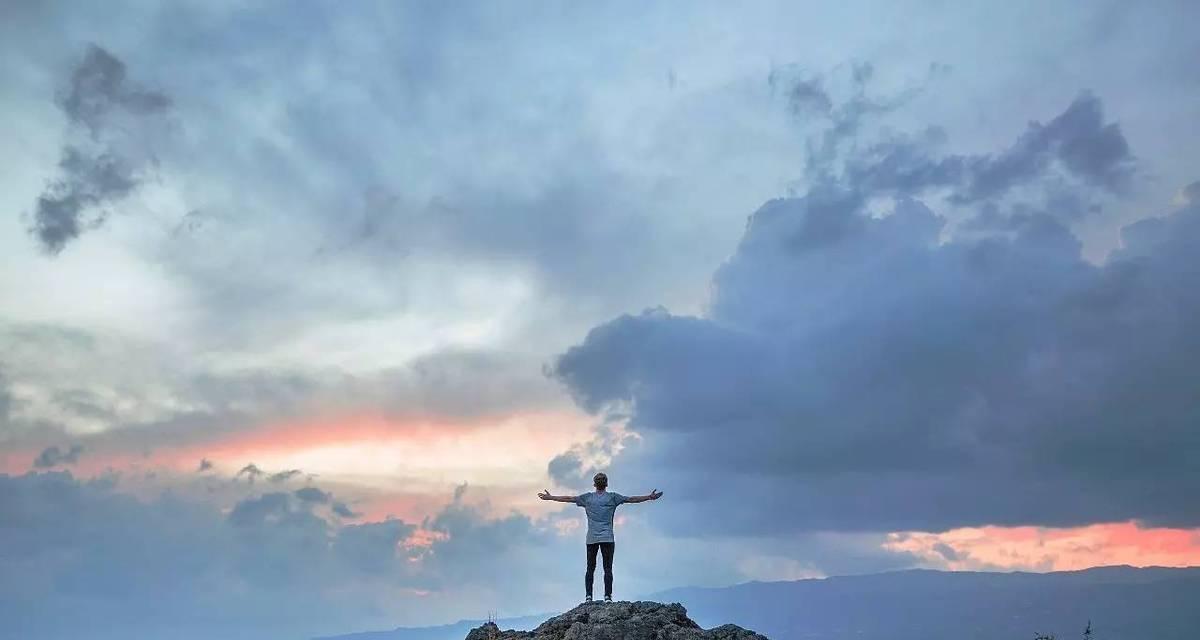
[{"left": 593, "top": 472, "right": 608, "bottom": 491}]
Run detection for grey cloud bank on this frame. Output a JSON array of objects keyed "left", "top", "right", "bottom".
[{"left": 0, "top": 471, "right": 574, "bottom": 640}]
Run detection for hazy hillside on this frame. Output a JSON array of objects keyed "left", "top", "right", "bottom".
[
  {"left": 653, "top": 565, "right": 1200, "bottom": 640},
  {"left": 321, "top": 566, "right": 1200, "bottom": 640},
  {"left": 316, "top": 614, "right": 547, "bottom": 640}
]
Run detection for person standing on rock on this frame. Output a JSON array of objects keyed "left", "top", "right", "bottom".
[{"left": 538, "top": 472, "right": 663, "bottom": 603}]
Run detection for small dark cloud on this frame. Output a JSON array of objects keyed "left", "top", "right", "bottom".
[
  {"left": 227, "top": 492, "right": 292, "bottom": 526},
  {"left": 236, "top": 466, "right": 303, "bottom": 484},
  {"left": 235, "top": 463, "right": 263, "bottom": 484},
  {"left": 30, "top": 148, "right": 137, "bottom": 254},
  {"left": 952, "top": 92, "right": 1134, "bottom": 202},
  {"left": 777, "top": 73, "right": 833, "bottom": 117},
  {"left": 771, "top": 62, "right": 931, "bottom": 181},
  {"left": 332, "top": 501, "right": 358, "bottom": 518},
  {"left": 843, "top": 92, "right": 1135, "bottom": 211},
  {"left": 28, "top": 44, "right": 171, "bottom": 254},
  {"left": 56, "top": 44, "right": 170, "bottom": 135},
  {"left": 232, "top": 486, "right": 360, "bottom": 529},
  {"left": 932, "top": 542, "right": 961, "bottom": 562},
  {"left": 196, "top": 458, "right": 213, "bottom": 472},
  {"left": 1036, "top": 92, "right": 1135, "bottom": 191},
  {"left": 294, "top": 487, "right": 330, "bottom": 504},
  {"left": 32, "top": 444, "right": 83, "bottom": 468},
  {"left": 267, "top": 469, "right": 302, "bottom": 483}
]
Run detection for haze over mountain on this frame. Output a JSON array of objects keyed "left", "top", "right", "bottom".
[{"left": 323, "top": 566, "right": 1200, "bottom": 640}]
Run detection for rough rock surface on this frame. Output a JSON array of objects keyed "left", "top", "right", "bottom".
[{"left": 463, "top": 601, "right": 768, "bottom": 640}]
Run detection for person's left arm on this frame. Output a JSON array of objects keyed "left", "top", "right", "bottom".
[{"left": 622, "top": 489, "right": 663, "bottom": 504}]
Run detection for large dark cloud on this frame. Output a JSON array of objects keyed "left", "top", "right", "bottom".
[
  {"left": 27, "top": 44, "right": 170, "bottom": 254},
  {"left": 552, "top": 92, "right": 1199, "bottom": 535}
]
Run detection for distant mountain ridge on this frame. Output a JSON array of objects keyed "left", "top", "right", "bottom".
[
  {"left": 316, "top": 614, "right": 548, "bottom": 640},
  {"left": 319, "top": 565, "right": 1200, "bottom": 640},
  {"left": 653, "top": 565, "right": 1200, "bottom": 640}
]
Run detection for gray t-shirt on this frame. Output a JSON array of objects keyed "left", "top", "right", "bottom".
[{"left": 574, "top": 491, "right": 627, "bottom": 544}]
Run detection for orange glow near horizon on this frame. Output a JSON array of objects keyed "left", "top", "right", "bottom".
[
  {"left": 10, "top": 409, "right": 588, "bottom": 479},
  {"left": 886, "top": 522, "right": 1200, "bottom": 571},
  {"left": 2, "top": 409, "right": 595, "bottom": 525},
  {"left": 226, "top": 410, "right": 587, "bottom": 489}
]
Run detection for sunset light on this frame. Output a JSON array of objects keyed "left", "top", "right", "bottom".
[{"left": 3, "top": 3, "right": 1198, "bottom": 639}]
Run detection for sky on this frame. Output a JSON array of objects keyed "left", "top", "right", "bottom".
[{"left": 2, "top": 1, "right": 1200, "bottom": 638}]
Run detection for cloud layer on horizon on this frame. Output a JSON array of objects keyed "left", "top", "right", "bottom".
[
  {"left": 1, "top": 469, "right": 899, "bottom": 639},
  {"left": 0, "top": 471, "right": 566, "bottom": 639}
]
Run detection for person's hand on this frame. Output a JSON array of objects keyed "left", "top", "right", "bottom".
[
  {"left": 538, "top": 489, "right": 552, "bottom": 500},
  {"left": 650, "top": 489, "right": 663, "bottom": 500}
]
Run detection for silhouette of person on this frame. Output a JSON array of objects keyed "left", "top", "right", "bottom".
[{"left": 539, "top": 472, "right": 663, "bottom": 603}]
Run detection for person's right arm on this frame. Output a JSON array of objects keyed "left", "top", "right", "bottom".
[{"left": 538, "top": 489, "right": 577, "bottom": 503}]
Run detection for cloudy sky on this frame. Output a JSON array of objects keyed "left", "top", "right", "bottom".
[{"left": 2, "top": 1, "right": 1199, "bottom": 638}]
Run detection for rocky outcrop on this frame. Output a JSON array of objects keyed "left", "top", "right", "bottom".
[{"left": 463, "top": 601, "right": 768, "bottom": 640}]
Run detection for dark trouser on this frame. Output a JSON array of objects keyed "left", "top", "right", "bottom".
[{"left": 585, "top": 542, "right": 615, "bottom": 598}]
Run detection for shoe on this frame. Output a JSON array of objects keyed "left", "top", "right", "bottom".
[
  {"left": 604, "top": 595, "right": 613, "bottom": 603},
  {"left": 584, "top": 595, "right": 593, "bottom": 603}
]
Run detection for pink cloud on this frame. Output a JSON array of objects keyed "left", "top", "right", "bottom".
[{"left": 886, "top": 522, "right": 1200, "bottom": 571}]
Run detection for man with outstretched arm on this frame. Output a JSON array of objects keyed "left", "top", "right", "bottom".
[{"left": 538, "top": 472, "right": 663, "bottom": 603}]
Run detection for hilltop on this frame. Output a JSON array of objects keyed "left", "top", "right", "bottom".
[{"left": 463, "top": 601, "right": 767, "bottom": 640}]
